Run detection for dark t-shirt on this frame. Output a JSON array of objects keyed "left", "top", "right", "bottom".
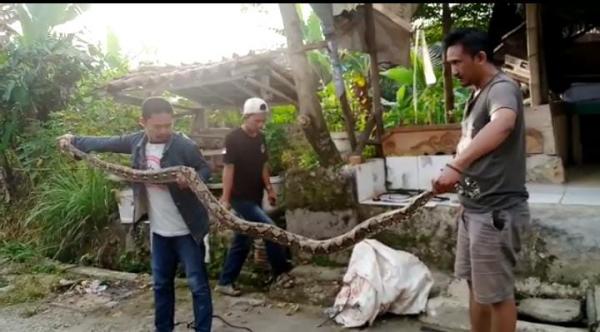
[
  {"left": 223, "top": 127, "right": 268, "bottom": 204},
  {"left": 459, "top": 72, "right": 529, "bottom": 212}
]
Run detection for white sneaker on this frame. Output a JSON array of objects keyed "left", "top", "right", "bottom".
[{"left": 214, "top": 284, "right": 241, "bottom": 297}]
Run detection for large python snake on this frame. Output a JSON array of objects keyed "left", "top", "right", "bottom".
[{"left": 62, "top": 143, "right": 436, "bottom": 254}]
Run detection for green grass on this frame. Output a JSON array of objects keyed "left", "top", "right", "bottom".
[
  {"left": 0, "top": 240, "right": 60, "bottom": 274},
  {"left": 0, "top": 240, "right": 40, "bottom": 263},
  {"left": 0, "top": 274, "right": 62, "bottom": 305},
  {"left": 23, "top": 165, "right": 118, "bottom": 261}
]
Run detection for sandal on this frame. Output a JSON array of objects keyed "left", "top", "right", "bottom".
[{"left": 272, "top": 272, "right": 295, "bottom": 289}]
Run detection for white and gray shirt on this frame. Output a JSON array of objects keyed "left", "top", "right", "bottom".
[
  {"left": 459, "top": 72, "right": 529, "bottom": 212},
  {"left": 145, "top": 142, "right": 190, "bottom": 237}
]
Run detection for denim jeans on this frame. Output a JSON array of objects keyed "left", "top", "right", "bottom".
[
  {"left": 152, "top": 233, "right": 212, "bottom": 332},
  {"left": 218, "top": 199, "right": 293, "bottom": 286}
]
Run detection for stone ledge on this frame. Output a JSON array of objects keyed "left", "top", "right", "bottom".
[
  {"left": 527, "top": 154, "right": 565, "bottom": 184},
  {"left": 421, "top": 297, "right": 588, "bottom": 332},
  {"left": 518, "top": 298, "right": 582, "bottom": 324}
]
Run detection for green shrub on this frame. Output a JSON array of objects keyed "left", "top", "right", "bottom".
[
  {"left": 0, "top": 240, "right": 59, "bottom": 274},
  {"left": 24, "top": 165, "right": 118, "bottom": 261}
]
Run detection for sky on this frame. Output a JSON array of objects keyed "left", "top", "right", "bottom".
[{"left": 56, "top": 4, "right": 306, "bottom": 67}]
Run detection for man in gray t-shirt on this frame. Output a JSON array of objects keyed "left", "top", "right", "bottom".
[{"left": 432, "top": 28, "right": 530, "bottom": 332}]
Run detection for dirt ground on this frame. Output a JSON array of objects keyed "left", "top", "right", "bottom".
[{"left": 0, "top": 277, "right": 425, "bottom": 332}]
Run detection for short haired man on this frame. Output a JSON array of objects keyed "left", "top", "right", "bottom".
[
  {"left": 58, "top": 97, "right": 213, "bottom": 332},
  {"left": 432, "top": 28, "right": 530, "bottom": 332},
  {"left": 214, "top": 97, "right": 294, "bottom": 297}
]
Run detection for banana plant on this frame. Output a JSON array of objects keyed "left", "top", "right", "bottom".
[
  {"left": 14, "top": 3, "right": 89, "bottom": 46},
  {"left": 381, "top": 49, "right": 470, "bottom": 126}
]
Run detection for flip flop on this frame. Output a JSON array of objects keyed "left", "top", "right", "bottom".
[{"left": 272, "top": 272, "right": 295, "bottom": 289}]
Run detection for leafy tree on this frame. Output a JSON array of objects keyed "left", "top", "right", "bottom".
[
  {"left": 0, "top": 4, "right": 18, "bottom": 47},
  {"left": 14, "top": 3, "right": 90, "bottom": 46},
  {"left": 413, "top": 3, "right": 494, "bottom": 43},
  {"left": 0, "top": 3, "right": 94, "bottom": 151}
]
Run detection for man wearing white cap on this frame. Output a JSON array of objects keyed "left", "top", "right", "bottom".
[{"left": 215, "top": 97, "right": 294, "bottom": 296}]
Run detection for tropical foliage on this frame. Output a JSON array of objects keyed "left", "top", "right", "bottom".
[
  {"left": 0, "top": 3, "right": 494, "bottom": 273},
  {"left": 413, "top": 3, "right": 494, "bottom": 43},
  {"left": 0, "top": 3, "right": 140, "bottom": 267}
]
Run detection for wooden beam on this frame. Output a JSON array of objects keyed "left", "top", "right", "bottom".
[
  {"left": 302, "top": 40, "right": 328, "bottom": 52},
  {"left": 245, "top": 76, "right": 298, "bottom": 106},
  {"left": 231, "top": 81, "right": 259, "bottom": 98},
  {"left": 364, "top": 3, "right": 384, "bottom": 157},
  {"left": 147, "top": 80, "right": 171, "bottom": 97},
  {"left": 111, "top": 93, "right": 204, "bottom": 113},
  {"left": 168, "top": 74, "right": 247, "bottom": 91},
  {"left": 501, "top": 21, "right": 526, "bottom": 41},
  {"left": 526, "top": 4, "right": 542, "bottom": 106},
  {"left": 259, "top": 74, "right": 274, "bottom": 101},
  {"left": 229, "top": 64, "right": 262, "bottom": 77},
  {"left": 197, "top": 87, "right": 236, "bottom": 106},
  {"left": 372, "top": 4, "right": 412, "bottom": 32},
  {"left": 269, "top": 68, "right": 296, "bottom": 92}
]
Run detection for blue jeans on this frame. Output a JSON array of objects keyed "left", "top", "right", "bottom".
[
  {"left": 218, "top": 199, "right": 293, "bottom": 286},
  {"left": 152, "top": 233, "right": 212, "bottom": 332}
]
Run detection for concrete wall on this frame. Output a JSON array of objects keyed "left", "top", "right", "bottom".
[
  {"left": 286, "top": 200, "right": 600, "bottom": 285},
  {"left": 529, "top": 204, "right": 600, "bottom": 284},
  {"left": 360, "top": 203, "right": 600, "bottom": 284}
]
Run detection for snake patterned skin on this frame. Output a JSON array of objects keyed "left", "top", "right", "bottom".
[{"left": 62, "top": 143, "right": 435, "bottom": 254}]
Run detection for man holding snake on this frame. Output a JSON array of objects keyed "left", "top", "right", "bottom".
[{"left": 58, "top": 97, "right": 213, "bottom": 332}]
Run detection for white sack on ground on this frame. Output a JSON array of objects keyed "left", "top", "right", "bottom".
[{"left": 330, "top": 239, "right": 433, "bottom": 327}]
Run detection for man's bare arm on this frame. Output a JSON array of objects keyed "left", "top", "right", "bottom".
[
  {"left": 262, "top": 164, "right": 273, "bottom": 193},
  {"left": 220, "top": 164, "right": 235, "bottom": 206},
  {"left": 452, "top": 108, "right": 517, "bottom": 170}
]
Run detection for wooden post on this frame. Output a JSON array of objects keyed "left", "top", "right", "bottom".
[
  {"left": 191, "top": 108, "right": 207, "bottom": 135},
  {"left": 571, "top": 114, "right": 583, "bottom": 165},
  {"left": 537, "top": 6, "right": 548, "bottom": 105},
  {"left": 364, "top": 4, "right": 384, "bottom": 157},
  {"left": 259, "top": 74, "right": 273, "bottom": 101},
  {"left": 442, "top": 3, "right": 454, "bottom": 123},
  {"left": 526, "top": 4, "right": 542, "bottom": 106},
  {"left": 278, "top": 3, "right": 342, "bottom": 167}
]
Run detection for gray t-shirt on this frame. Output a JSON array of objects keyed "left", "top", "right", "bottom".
[{"left": 458, "top": 72, "right": 529, "bottom": 212}]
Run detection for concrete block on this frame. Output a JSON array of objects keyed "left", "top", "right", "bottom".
[
  {"left": 421, "top": 297, "right": 587, "bottom": 332},
  {"left": 526, "top": 154, "right": 565, "bottom": 184},
  {"left": 518, "top": 298, "right": 582, "bottom": 323}
]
